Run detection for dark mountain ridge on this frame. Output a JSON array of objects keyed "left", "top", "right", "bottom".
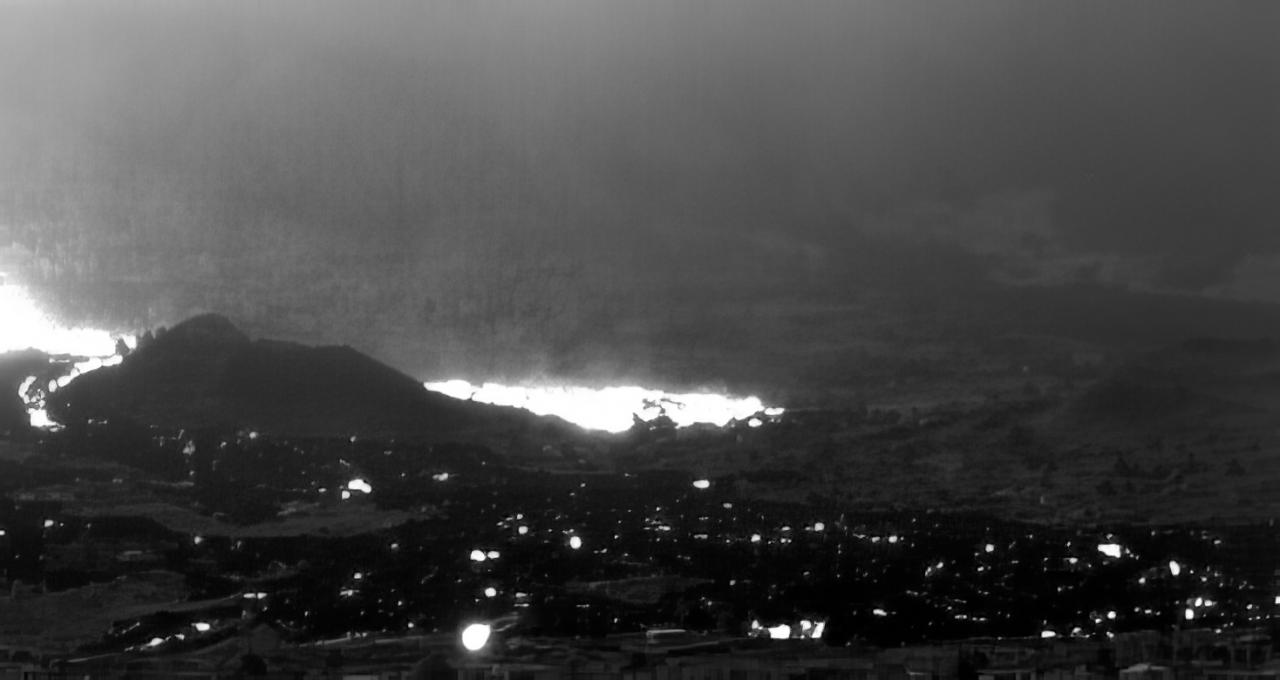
[{"left": 46, "top": 313, "right": 577, "bottom": 442}]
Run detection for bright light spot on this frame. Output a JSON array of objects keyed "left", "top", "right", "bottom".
[
  {"left": 984, "top": 543, "right": 995, "bottom": 553},
  {"left": 1107, "top": 610, "right": 1117, "bottom": 620},
  {"left": 872, "top": 608, "right": 888, "bottom": 617},
  {"left": 486, "top": 550, "right": 500, "bottom": 560},
  {"left": 340, "top": 490, "right": 351, "bottom": 500},
  {"left": 516, "top": 525, "right": 529, "bottom": 536},
  {"left": 1194, "top": 597, "right": 1203, "bottom": 607},
  {"left": 812, "top": 621, "right": 825, "bottom": 638},
  {"left": 42, "top": 519, "right": 54, "bottom": 529},
  {"left": 692, "top": 479, "right": 711, "bottom": 490},
  {"left": 147, "top": 637, "right": 165, "bottom": 648},
  {"left": 346, "top": 478, "right": 373, "bottom": 494},
  {"left": 767, "top": 624, "right": 791, "bottom": 640},
  {"left": 432, "top": 472, "right": 450, "bottom": 482},
  {"left": 747, "top": 417, "right": 763, "bottom": 428},
  {"left": 1098, "top": 543, "right": 1123, "bottom": 558},
  {"left": 1169, "top": 560, "right": 1182, "bottom": 576},
  {"left": 461, "top": 623, "right": 491, "bottom": 652},
  {"left": 750, "top": 533, "right": 762, "bottom": 543},
  {"left": 1184, "top": 608, "right": 1195, "bottom": 621},
  {"left": 425, "top": 380, "right": 780, "bottom": 433},
  {"left": 193, "top": 622, "right": 211, "bottom": 632},
  {"left": 568, "top": 536, "right": 583, "bottom": 550},
  {"left": 484, "top": 587, "right": 497, "bottom": 598},
  {"left": 1041, "top": 630, "right": 1057, "bottom": 639},
  {"left": 469, "top": 549, "right": 487, "bottom": 562},
  {"left": 812, "top": 522, "right": 825, "bottom": 532},
  {"left": 0, "top": 280, "right": 118, "bottom": 356},
  {"left": 887, "top": 535, "right": 899, "bottom": 544}
]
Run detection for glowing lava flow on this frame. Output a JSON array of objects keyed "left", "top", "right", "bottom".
[
  {"left": 425, "top": 379, "right": 783, "bottom": 433},
  {"left": 0, "top": 279, "right": 118, "bottom": 356},
  {"left": 1, "top": 277, "right": 129, "bottom": 428}
]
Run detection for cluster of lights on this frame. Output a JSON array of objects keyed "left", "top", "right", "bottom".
[
  {"left": 469, "top": 549, "right": 501, "bottom": 562},
  {"left": 749, "top": 618, "right": 826, "bottom": 640},
  {"left": 341, "top": 478, "right": 373, "bottom": 500}
]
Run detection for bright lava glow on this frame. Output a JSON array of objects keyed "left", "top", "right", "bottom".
[
  {"left": 425, "top": 380, "right": 780, "bottom": 433},
  {"left": 4, "top": 279, "right": 132, "bottom": 431},
  {"left": 460, "top": 623, "right": 491, "bottom": 652},
  {"left": 0, "top": 279, "right": 118, "bottom": 356}
]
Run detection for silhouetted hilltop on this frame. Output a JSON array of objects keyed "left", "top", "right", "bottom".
[{"left": 46, "top": 314, "right": 567, "bottom": 441}]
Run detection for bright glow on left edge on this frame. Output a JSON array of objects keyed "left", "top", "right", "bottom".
[
  {"left": 0, "top": 279, "right": 117, "bottom": 356},
  {"left": 426, "top": 380, "right": 781, "bottom": 433},
  {"left": 461, "top": 623, "right": 491, "bottom": 651},
  {"left": 2, "top": 278, "right": 129, "bottom": 429}
]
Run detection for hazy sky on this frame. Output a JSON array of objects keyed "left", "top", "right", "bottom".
[{"left": 1, "top": 0, "right": 1278, "bottom": 381}]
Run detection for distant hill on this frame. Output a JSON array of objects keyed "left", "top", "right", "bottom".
[
  {"left": 1063, "top": 337, "right": 1279, "bottom": 429},
  {"left": 46, "top": 314, "right": 574, "bottom": 442}
]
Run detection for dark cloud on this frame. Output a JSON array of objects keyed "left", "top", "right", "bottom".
[{"left": 1, "top": 0, "right": 1278, "bottom": 376}]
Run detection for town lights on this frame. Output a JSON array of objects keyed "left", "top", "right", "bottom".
[{"left": 460, "top": 623, "right": 491, "bottom": 652}]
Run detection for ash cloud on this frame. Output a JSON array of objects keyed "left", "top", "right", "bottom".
[{"left": 1, "top": 0, "right": 1278, "bottom": 378}]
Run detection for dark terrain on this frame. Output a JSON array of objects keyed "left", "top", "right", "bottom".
[{"left": 1, "top": 315, "right": 1279, "bottom": 654}]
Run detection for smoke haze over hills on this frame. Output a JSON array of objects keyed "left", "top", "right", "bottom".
[{"left": 1, "top": 0, "right": 1278, "bottom": 388}]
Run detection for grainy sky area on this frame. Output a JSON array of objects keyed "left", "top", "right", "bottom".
[{"left": 1, "top": 0, "right": 1278, "bottom": 386}]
